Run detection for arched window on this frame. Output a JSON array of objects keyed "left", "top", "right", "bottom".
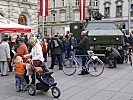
[{"left": 18, "top": 15, "right": 27, "bottom": 25}]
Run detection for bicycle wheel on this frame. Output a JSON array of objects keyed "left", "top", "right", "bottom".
[
  {"left": 129, "top": 55, "right": 132, "bottom": 65},
  {"left": 63, "top": 58, "right": 77, "bottom": 76},
  {"left": 86, "top": 58, "right": 104, "bottom": 77}
]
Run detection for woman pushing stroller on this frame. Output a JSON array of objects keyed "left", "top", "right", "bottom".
[{"left": 22, "top": 37, "right": 61, "bottom": 98}]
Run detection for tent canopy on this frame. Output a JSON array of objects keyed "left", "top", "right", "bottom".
[{"left": 0, "top": 15, "right": 31, "bottom": 33}]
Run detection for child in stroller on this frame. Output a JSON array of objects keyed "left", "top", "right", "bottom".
[{"left": 26, "top": 60, "right": 61, "bottom": 98}]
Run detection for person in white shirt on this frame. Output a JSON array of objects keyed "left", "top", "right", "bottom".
[{"left": 24, "top": 37, "right": 44, "bottom": 62}]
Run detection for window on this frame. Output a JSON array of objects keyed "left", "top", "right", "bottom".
[
  {"left": 53, "top": 0, "right": 55, "bottom": 7},
  {"left": 75, "top": 12, "right": 80, "bottom": 21},
  {"left": 76, "top": 0, "right": 79, "bottom": 6},
  {"left": 104, "top": 7, "right": 110, "bottom": 18},
  {"left": 61, "top": 13, "right": 65, "bottom": 21},
  {"left": 18, "top": 15, "right": 27, "bottom": 25},
  {"left": 61, "top": 0, "right": 65, "bottom": 6},
  {"left": 94, "top": 0, "right": 98, "bottom": 6},
  {"left": 52, "top": 14, "right": 56, "bottom": 22},
  {"left": 131, "top": 4, "right": 133, "bottom": 17},
  {"left": 116, "top": 5, "right": 122, "bottom": 17}
]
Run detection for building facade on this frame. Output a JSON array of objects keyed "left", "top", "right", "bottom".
[
  {"left": 0, "top": 0, "right": 38, "bottom": 35},
  {"left": 99, "top": 0, "right": 133, "bottom": 32},
  {"left": 40, "top": 0, "right": 99, "bottom": 35}
]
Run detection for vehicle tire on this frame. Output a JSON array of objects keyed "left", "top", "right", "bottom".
[
  {"left": 51, "top": 86, "right": 61, "bottom": 98},
  {"left": 117, "top": 56, "right": 124, "bottom": 64},
  {"left": 28, "top": 84, "right": 36, "bottom": 96},
  {"left": 63, "top": 58, "right": 77, "bottom": 76},
  {"left": 86, "top": 58, "right": 104, "bottom": 77}
]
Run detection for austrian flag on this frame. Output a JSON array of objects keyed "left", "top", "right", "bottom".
[
  {"left": 79, "top": 0, "right": 86, "bottom": 21},
  {"left": 40, "top": 0, "right": 48, "bottom": 16}
]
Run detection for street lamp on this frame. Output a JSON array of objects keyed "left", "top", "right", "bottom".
[{"left": 128, "top": 0, "right": 131, "bottom": 34}]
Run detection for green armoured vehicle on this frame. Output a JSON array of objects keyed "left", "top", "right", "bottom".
[{"left": 70, "top": 21, "right": 124, "bottom": 63}]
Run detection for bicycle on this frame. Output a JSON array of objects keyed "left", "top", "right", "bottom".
[
  {"left": 63, "top": 50, "right": 105, "bottom": 76},
  {"left": 124, "top": 44, "right": 132, "bottom": 65}
]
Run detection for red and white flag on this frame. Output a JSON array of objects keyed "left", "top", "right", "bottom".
[
  {"left": 40, "top": 0, "right": 48, "bottom": 16},
  {"left": 79, "top": 0, "right": 86, "bottom": 21}
]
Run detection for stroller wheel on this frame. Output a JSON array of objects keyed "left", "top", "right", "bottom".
[
  {"left": 28, "top": 84, "right": 36, "bottom": 96},
  {"left": 51, "top": 86, "right": 61, "bottom": 98}
]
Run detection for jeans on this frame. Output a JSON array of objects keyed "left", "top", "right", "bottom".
[
  {"left": 15, "top": 74, "right": 27, "bottom": 90},
  {"left": 69, "top": 51, "right": 81, "bottom": 67},
  {"left": 51, "top": 54, "right": 63, "bottom": 68},
  {"left": 61, "top": 52, "right": 66, "bottom": 65},
  {"left": 107, "top": 57, "right": 117, "bottom": 67}
]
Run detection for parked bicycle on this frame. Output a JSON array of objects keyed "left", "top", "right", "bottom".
[
  {"left": 63, "top": 50, "right": 105, "bottom": 76},
  {"left": 124, "top": 43, "right": 132, "bottom": 65}
]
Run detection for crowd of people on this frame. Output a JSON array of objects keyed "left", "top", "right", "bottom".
[{"left": 0, "top": 30, "right": 126, "bottom": 92}]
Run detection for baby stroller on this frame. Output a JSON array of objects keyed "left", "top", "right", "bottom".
[{"left": 26, "top": 60, "right": 61, "bottom": 98}]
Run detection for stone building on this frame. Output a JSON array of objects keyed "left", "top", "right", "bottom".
[
  {"left": 0, "top": 0, "right": 38, "bottom": 36},
  {"left": 41, "top": 0, "right": 99, "bottom": 35},
  {"left": 99, "top": 0, "right": 133, "bottom": 33}
]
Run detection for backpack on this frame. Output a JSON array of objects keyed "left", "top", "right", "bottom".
[{"left": 53, "top": 39, "right": 62, "bottom": 48}]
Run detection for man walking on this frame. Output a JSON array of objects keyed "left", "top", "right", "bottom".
[{"left": 0, "top": 34, "right": 11, "bottom": 76}]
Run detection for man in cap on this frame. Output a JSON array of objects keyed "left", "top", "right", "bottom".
[
  {"left": 0, "top": 34, "right": 11, "bottom": 76},
  {"left": 74, "top": 31, "right": 90, "bottom": 75}
]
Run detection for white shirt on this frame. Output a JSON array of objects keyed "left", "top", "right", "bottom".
[{"left": 24, "top": 43, "right": 44, "bottom": 62}]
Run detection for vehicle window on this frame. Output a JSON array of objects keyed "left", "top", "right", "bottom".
[{"left": 85, "top": 23, "right": 118, "bottom": 30}]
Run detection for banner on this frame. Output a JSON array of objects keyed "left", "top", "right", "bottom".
[
  {"left": 40, "top": 0, "right": 48, "bottom": 16},
  {"left": 79, "top": 0, "right": 86, "bottom": 21}
]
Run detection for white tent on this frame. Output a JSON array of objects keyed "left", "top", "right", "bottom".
[{"left": 0, "top": 15, "right": 31, "bottom": 33}]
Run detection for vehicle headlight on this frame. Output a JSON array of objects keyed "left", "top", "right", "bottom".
[
  {"left": 118, "top": 46, "right": 122, "bottom": 50},
  {"left": 90, "top": 46, "right": 94, "bottom": 50},
  {"left": 93, "top": 38, "right": 96, "bottom": 41},
  {"left": 116, "top": 38, "right": 119, "bottom": 41}
]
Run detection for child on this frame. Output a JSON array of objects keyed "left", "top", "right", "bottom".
[{"left": 14, "top": 56, "right": 27, "bottom": 92}]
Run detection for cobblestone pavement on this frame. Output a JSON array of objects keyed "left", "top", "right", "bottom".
[{"left": 0, "top": 57, "right": 133, "bottom": 100}]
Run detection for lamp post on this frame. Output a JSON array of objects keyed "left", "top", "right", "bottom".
[{"left": 128, "top": 0, "right": 131, "bottom": 34}]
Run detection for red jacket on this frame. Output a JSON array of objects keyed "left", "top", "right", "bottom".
[
  {"left": 15, "top": 43, "right": 29, "bottom": 62},
  {"left": 41, "top": 41, "right": 48, "bottom": 53}
]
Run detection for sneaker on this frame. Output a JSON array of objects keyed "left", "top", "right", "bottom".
[
  {"left": 1, "top": 74, "right": 8, "bottom": 76},
  {"left": 78, "top": 70, "right": 88, "bottom": 75}
]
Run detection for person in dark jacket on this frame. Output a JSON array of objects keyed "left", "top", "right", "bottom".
[
  {"left": 49, "top": 34, "right": 63, "bottom": 70},
  {"left": 105, "top": 47, "right": 121, "bottom": 68},
  {"left": 74, "top": 31, "right": 90, "bottom": 75}
]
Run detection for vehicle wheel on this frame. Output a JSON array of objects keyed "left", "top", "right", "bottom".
[
  {"left": 28, "top": 84, "right": 36, "bottom": 96},
  {"left": 86, "top": 58, "right": 104, "bottom": 77},
  {"left": 117, "top": 56, "right": 124, "bottom": 64},
  {"left": 63, "top": 58, "right": 77, "bottom": 76},
  {"left": 51, "top": 86, "right": 61, "bottom": 98}
]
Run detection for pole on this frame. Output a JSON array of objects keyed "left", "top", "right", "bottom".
[
  {"left": 42, "top": 16, "right": 44, "bottom": 37},
  {"left": 128, "top": 0, "right": 131, "bottom": 34}
]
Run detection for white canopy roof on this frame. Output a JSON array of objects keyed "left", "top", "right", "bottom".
[{"left": 0, "top": 15, "right": 31, "bottom": 33}]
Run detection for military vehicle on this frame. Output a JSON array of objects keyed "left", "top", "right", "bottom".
[{"left": 70, "top": 21, "right": 124, "bottom": 63}]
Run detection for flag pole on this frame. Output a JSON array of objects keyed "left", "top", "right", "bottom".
[{"left": 42, "top": 16, "right": 44, "bottom": 37}]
